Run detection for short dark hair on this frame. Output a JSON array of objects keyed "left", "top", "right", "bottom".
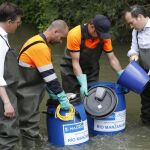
[
  {"left": 122, "top": 5, "right": 148, "bottom": 19},
  {"left": 0, "top": 2, "right": 23, "bottom": 22}
]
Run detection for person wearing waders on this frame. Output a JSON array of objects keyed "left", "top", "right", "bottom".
[
  {"left": 60, "top": 14, "right": 124, "bottom": 99},
  {"left": 0, "top": 2, "right": 23, "bottom": 150},
  {"left": 123, "top": 5, "right": 150, "bottom": 124},
  {"left": 17, "top": 20, "right": 71, "bottom": 146}
]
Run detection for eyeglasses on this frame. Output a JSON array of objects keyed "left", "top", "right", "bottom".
[{"left": 10, "top": 20, "right": 22, "bottom": 26}]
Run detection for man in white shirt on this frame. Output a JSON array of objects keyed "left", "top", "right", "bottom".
[
  {"left": 0, "top": 2, "right": 23, "bottom": 150},
  {"left": 123, "top": 5, "right": 150, "bottom": 124}
]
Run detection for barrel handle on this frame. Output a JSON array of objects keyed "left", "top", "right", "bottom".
[
  {"left": 42, "top": 110, "right": 82, "bottom": 120},
  {"left": 75, "top": 110, "right": 82, "bottom": 120},
  {"left": 95, "top": 87, "right": 106, "bottom": 101}
]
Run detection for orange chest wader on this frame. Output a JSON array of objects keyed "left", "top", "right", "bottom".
[{"left": 17, "top": 40, "right": 46, "bottom": 139}]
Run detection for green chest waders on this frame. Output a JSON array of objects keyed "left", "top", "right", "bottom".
[
  {"left": 60, "top": 25, "right": 103, "bottom": 93},
  {"left": 136, "top": 31, "right": 150, "bottom": 122},
  {"left": 136, "top": 30, "right": 150, "bottom": 70},
  {"left": 139, "top": 48, "right": 150, "bottom": 122},
  {"left": 0, "top": 35, "right": 20, "bottom": 150},
  {"left": 139, "top": 48, "right": 150, "bottom": 70},
  {"left": 17, "top": 41, "right": 46, "bottom": 140}
]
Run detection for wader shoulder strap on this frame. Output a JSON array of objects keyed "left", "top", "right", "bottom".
[
  {"left": 18, "top": 40, "right": 45, "bottom": 61},
  {"left": 136, "top": 31, "right": 140, "bottom": 49},
  {"left": 0, "top": 34, "right": 10, "bottom": 48},
  {"left": 81, "top": 24, "right": 88, "bottom": 49}
]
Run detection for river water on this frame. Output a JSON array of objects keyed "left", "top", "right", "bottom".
[{"left": 9, "top": 24, "right": 150, "bottom": 150}]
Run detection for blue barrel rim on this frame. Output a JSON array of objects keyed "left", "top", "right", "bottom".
[{"left": 117, "top": 61, "right": 150, "bottom": 93}]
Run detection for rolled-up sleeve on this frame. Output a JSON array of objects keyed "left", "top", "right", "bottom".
[
  {"left": 0, "top": 77, "right": 7, "bottom": 86},
  {"left": 127, "top": 29, "right": 139, "bottom": 57}
]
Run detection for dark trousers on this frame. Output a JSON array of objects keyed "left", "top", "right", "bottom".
[
  {"left": 0, "top": 87, "right": 19, "bottom": 150},
  {"left": 140, "top": 81, "right": 150, "bottom": 123}
]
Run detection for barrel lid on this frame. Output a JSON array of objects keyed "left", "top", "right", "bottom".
[{"left": 83, "top": 86, "right": 117, "bottom": 118}]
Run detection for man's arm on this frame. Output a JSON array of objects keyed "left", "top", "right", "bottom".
[
  {"left": 70, "top": 51, "right": 82, "bottom": 75},
  {"left": 0, "top": 39, "right": 15, "bottom": 118},
  {"left": 127, "top": 29, "right": 139, "bottom": 61},
  {"left": 0, "top": 87, "right": 15, "bottom": 117},
  {"left": 106, "top": 51, "right": 122, "bottom": 72},
  {"left": 70, "top": 51, "right": 88, "bottom": 98}
]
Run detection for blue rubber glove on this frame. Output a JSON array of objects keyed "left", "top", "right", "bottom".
[
  {"left": 57, "top": 91, "right": 71, "bottom": 110},
  {"left": 76, "top": 74, "right": 88, "bottom": 98},
  {"left": 117, "top": 70, "right": 124, "bottom": 77},
  {"left": 47, "top": 90, "right": 58, "bottom": 100}
]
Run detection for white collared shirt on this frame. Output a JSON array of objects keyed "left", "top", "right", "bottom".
[
  {"left": 0, "top": 27, "right": 9, "bottom": 86},
  {"left": 127, "top": 18, "right": 150, "bottom": 57}
]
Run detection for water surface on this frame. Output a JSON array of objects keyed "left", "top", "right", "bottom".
[{"left": 9, "top": 24, "right": 150, "bottom": 150}]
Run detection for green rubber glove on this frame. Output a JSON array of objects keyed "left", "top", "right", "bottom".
[
  {"left": 117, "top": 70, "right": 129, "bottom": 93},
  {"left": 117, "top": 70, "right": 124, "bottom": 77},
  {"left": 76, "top": 74, "right": 88, "bottom": 98},
  {"left": 117, "top": 84, "right": 129, "bottom": 94},
  {"left": 47, "top": 89, "right": 58, "bottom": 100},
  {"left": 57, "top": 91, "right": 71, "bottom": 110}
]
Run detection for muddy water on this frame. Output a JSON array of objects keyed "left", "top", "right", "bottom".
[{"left": 10, "top": 25, "right": 150, "bottom": 150}]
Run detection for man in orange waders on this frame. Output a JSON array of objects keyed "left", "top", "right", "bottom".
[
  {"left": 17, "top": 20, "right": 71, "bottom": 147},
  {"left": 123, "top": 5, "right": 150, "bottom": 124},
  {"left": 60, "top": 14, "right": 124, "bottom": 98}
]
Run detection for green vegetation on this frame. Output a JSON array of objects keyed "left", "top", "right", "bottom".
[{"left": 2, "top": 0, "right": 150, "bottom": 42}]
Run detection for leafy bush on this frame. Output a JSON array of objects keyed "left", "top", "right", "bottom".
[{"left": 3, "top": 0, "right": 150, "bottom": 42}]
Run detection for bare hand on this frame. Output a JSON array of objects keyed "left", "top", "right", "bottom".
[
  {"left": 129, "top": 54, "right": 139, "bottom": 61},
  {"left": 4, "top": 102, "right": 15, "bottom": 118},
  {"left": 148, "top": 69, "right": 150, "bottom": 76}
]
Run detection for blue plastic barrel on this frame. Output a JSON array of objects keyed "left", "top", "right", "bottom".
[
  {"left": 117, "top": 61, "right": 150, "bottom": 93},
  {"left": 85, "top": 82, "right": 126, "bottom": 135},
  {"left": 46, "top": 95, "right": 89, "bottom": 147}
]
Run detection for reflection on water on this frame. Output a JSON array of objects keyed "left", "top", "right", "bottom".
[{"left": 10, "top": 24, "right": 150, "bottom": 150}]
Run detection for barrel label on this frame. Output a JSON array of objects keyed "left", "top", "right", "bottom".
[
  {"left": 63, "top": 120, "right": 89, "bottom": 145},
  {"left": 94, "top": 110, "right": 126, "bottom": 132}
]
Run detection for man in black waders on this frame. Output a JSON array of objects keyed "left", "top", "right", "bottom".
[
  {"left": 60, "top": 14, "right": 124, "bottom": 99},
  {"left": 0, "top": 2, "right": 23, "bottom": 150},
  {"left": 123, "top": 5, "right": 150, "bottom": 124},
  {"left": 17, "top": 20, "right": 71, "bottom": 146}
]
